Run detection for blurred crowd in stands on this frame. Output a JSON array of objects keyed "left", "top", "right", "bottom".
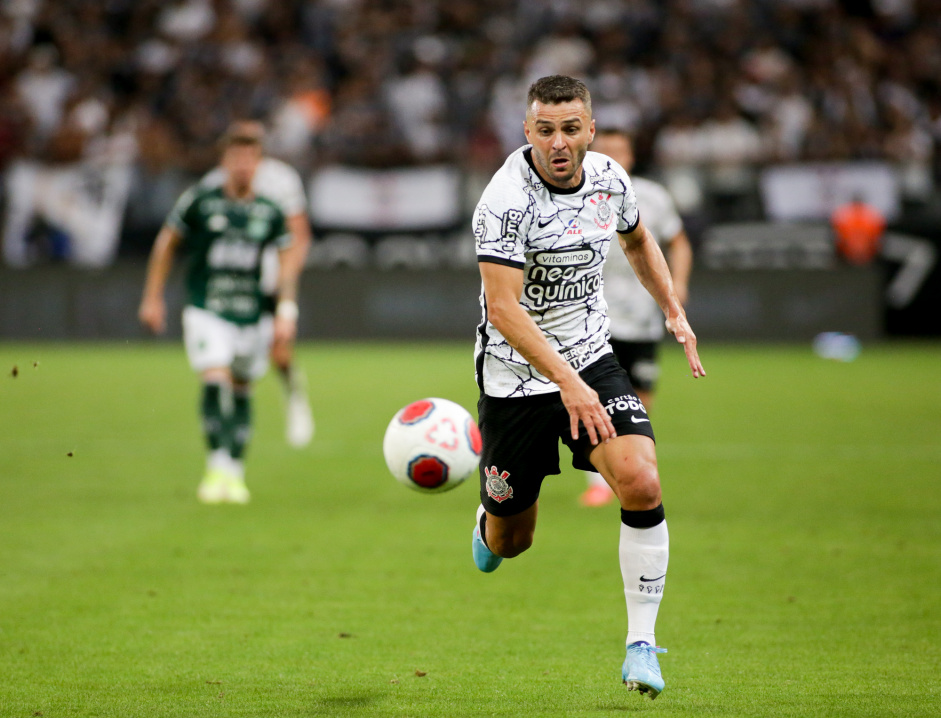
[{"left": 2, "top": 0, "right": 941, "bottom": 266}]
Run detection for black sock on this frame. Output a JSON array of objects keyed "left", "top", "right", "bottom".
[
  {"left": 200, "top": 383, "right": 227, "bottom": 451},
  {"left": 229, "top": 389, "right": 252, "bottom": 460}
]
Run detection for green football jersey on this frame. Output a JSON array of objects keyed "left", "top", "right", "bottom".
[{"left": 166, "top": 184, "right": 290, "bottom": 325}]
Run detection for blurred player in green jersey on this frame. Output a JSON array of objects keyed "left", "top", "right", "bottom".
[
  {"left": 138, "top": 123, "right": 297, "bottom": 503},
  {"left": 200, "top": 121, "right": 314, "bottom": 448}
]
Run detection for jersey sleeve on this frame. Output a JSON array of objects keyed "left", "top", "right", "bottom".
[
  {"left": 273, "top": 164, "right": 307, "bottom": 217},
  {"left": 164, "top": 186, "right": 199, "bottom": 238},
  {"left": 616, "top": 176, "right": 640, "bottom": 234},
  {"left": 473, "top": 179, "right": 532, "bottom": 269},
  {"left": 256, "top": 159, "right": 307, "bottom": 216}
]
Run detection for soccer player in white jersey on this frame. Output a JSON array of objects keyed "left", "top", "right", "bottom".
[
  {"left": 471, "top": 76, "right": 705, "bottom": 699},
  {"left": 580, "top": 128, "right": 693, "bottom": 508},
  {"left": 201, "top": 121, "right": 314, "bottom": 449}
]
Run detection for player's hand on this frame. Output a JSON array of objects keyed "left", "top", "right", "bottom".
[
  {"left": 270, "top": 333, "right": 293, "bottom": 368},
  {"left": 273, "top": 315, "right": 297, "bottom": 346},
  {"left": 558, "top": 374, "right": 616, "bottom": 446},
  {"left": 138, "top": 296, "right": 166, "bottom": 335},
  {"left": 666, "top": 313, "right": 705, "bottom": 378}
]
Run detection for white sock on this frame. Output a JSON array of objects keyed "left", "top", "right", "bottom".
[
  {"left": 207, "top": 450, "right": 244, "bottom": 479},
  {"left": 207, "top": 448, "right": 230, "bottom": 472},
  {"left": 586, "top": 470, "right": 609, "bottom": 488},
  {"left": 228, "top": 457, "right": 245, "bottom": 480},
  {"left": 281, "top": 364, "right": 307, "bottom": 397},
  {"left": 619, "top": 518, "right": 669, "bottom": 646}
]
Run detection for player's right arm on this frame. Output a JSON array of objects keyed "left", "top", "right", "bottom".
[
  {"left": 280, "top": 213, "right": 312, "bottom": 288},
  {"left": 138, "top": 225, "right": 182, "bottom": 335},
  {"left": 480, "top": 260, "right": 615, "bottom": 445},
  {"left": 266, "top": 162, "right": 311, "bottom": 354},
  {"left": 272, "top": 213, "right": 307, "bottom": 346}
]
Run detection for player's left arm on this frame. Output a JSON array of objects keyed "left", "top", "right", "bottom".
[
  {"left": 273, "top": 213, "right": 310, "bottom": 344},
  {"left": 280, "top": 212, "right": 312, "bottom": 294},
  {"left": 666, "top": 229, "right": 693, "bottom": 306},
  {"left": 618, "top": 220, "right": 705, "bottom": 378}
]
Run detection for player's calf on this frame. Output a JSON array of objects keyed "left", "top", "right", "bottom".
[{"left": 481, "top": 504, "right": 537, "bottom": 558}]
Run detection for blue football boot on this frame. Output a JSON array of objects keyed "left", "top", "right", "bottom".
[
  {"left": 472, "top": 524, "right": 503, "bottom": 573},
  {"left": 622, "top": 641, "right": 667, "bottom": 699}
]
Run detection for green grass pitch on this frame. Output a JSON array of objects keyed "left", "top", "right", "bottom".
[{"left": 1, "top": 340, "right": 939, "bottom": 717}]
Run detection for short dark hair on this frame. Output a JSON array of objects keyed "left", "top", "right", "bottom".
[
  {"left": 527, "top": 75, "right": 592, "bottom": 116},
  {"left": 220, "top": 120, "right": 265, "bottom": 149}
]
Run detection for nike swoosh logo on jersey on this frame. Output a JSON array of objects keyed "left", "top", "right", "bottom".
[
  {"left": 630, "top": 416, "right": 650, "bottom": 423},
  {"left": 639, "top": 574, "right": 665, "bottom": 582},
  {"left": 537, "top": 218, "right": 553, "bottom": 228}
]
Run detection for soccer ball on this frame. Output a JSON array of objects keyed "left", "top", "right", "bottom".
[{"left": 382, "top": 398, "right": 481, "bottom": 493}]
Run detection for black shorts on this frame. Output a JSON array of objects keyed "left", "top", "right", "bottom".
[
  {"left": 610, "top": 339, "right": 660, "bottom": 392},
  {"left": 477, "top": 353, "right": 655, "bottom": 516}
]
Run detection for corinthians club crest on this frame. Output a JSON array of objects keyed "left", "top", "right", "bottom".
[
  {"left": 485, "top": 466, "right": 513, "bottom": 503},
  {"left": 590, "top": 192, "right": 613, "bottom": 230}
]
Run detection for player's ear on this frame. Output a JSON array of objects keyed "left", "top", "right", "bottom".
[
  {"left": 523, "top": 118, "right": 531, "bottom": 141},
  {"left": 588, "top": 119, "right": 595, "bottom": 143}
]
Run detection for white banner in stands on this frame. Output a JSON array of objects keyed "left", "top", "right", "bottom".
[
  {"left": 308, "top": 165, "right": 461, "bottom": 231},
  {"left": 760, "top": 163, "right": 900, "bottom": 222}
]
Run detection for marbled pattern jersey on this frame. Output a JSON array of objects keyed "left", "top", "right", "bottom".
[{"left": 474, "top": 145, "right": 639, "bottom": 397}]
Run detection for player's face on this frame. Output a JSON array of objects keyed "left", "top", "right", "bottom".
[
  {"left": 524, "top": 99, "right": 594, "bottom": 189},
  {"left": 222, "top": 144, "right": 262, "bottom": 197},
  {"left": 590, "top": 133, "right": 634, "bottom": 173}
]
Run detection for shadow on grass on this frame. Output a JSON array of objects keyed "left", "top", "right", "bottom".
[{"left": 306, "top": 690, "right": 386, "bottom": 713}]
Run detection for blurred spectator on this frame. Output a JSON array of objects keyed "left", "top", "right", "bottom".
[
  {"left": 2, "top": 0, "right": 941, "bottom": 268},
  {"left": 385, "top": 42, "right": 450, "bottom": 162},
  {"left": 0, "top": 79, "right": 30, "bottom": 172},
  {"left": 157, "top": 0, "right": 215, "bottom": 43},
  {"left": 488, "top": 58, "right": 530, "bottom": 156},
  {"left": 765, "top": 69, "right": 815, "bottom": 162},
  {"left": 653, "top": 109, "right": 708, "bottom": 214},
  {"left": 702, "top": 96, "right": 766, "bottom": 192},
  {"left": 525, "top": 21, "right": 595, "bottom": 79},
  {"left": 883, "top": 105, "right": 934, "bottom": 201},
  {"left": 123, "top": 116, "right": 191, "bottom": 245},
  {"left": 831, "top": 195, "right": 886, "bottom": 265},
  {"left": 1, "top": 76, "right": 136, "bottom": 268},
  {"left": 15, "top": 44, "right": 74, "bottom": 143},
  {"left": 267, "top": 58, "right": 331, "bottom": 168}
]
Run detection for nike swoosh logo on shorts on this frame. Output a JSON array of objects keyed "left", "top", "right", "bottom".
[{"left": 631, "top": 416, "right": 650, "bottom": 424}]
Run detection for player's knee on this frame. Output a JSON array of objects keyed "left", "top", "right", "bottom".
[
  {"left": 202, "top": 367, "right": 232, "bottom": 385},
  {"left": 614, "top": 462, "right": 661, "bottom": 509}
]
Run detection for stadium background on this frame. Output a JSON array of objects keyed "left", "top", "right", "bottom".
[
  {"left": 1, "top": 0, "right": 940, "bottom": 341},
  {"left": 2, "top": 3, "right": 940, "bottom": 716}
]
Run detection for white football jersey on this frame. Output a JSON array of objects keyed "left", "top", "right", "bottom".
[
  {"left": 474, "top": 145, "right": 639, "bottom": 398},
  {"left": 604, "top": 175, "right": 683, "bottom": 342}
]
